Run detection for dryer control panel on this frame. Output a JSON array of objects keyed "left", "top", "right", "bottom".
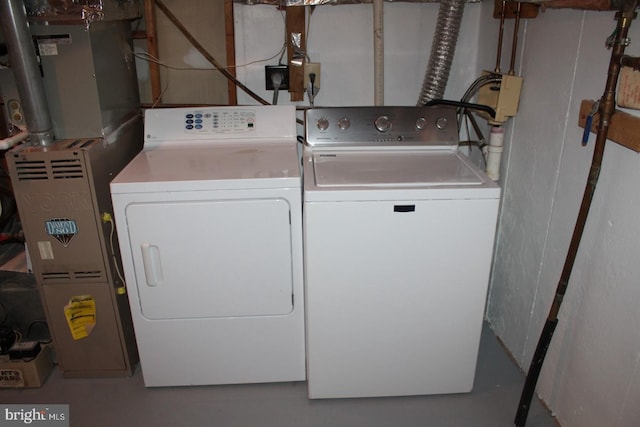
[
  {"left": 182, "top": 110, "right": 256, "bottom": 133},
  {"left": 143, "top": 105, "right": 297, "bottom": 149}
]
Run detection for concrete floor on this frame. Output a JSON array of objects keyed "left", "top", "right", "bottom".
[{"left": 0, "top": 322, "right": 558, "bottom": 427}]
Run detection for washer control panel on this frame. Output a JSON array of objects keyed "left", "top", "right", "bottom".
[{"left": 305, "top": 106, "right": 458, "bottom": 148}]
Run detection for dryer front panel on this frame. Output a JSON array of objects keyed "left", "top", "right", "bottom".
[{"left": 125, "top": 198, "right": 294, "bottom": 320}]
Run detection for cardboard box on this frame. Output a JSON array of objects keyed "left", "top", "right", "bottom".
[{"left": 0, "top": 345, "right": 53, "bottom": 388}]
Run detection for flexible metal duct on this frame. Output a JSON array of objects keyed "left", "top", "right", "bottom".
[
  {"left": 417, "top": 0, "right": 465, "bottom": 105},
  {"left": 0, "top": 0, "right": 54, "bottom": 146}
]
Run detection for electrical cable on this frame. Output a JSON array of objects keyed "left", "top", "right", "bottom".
[
  {"left": 134, "top": 47, "right": 287, "bottom": 73},
  {"left": 463, "top": 109, "right": 487, "bottom": 147},
  {"left": 278, "top": 8, "right": 288, "bottom": 66},
  {"left": 271, "top": 71, "right": 283, "bottom": 105},
  {"left": 0, "top": 300, "right": 7, "bottom": 325},
  {"left": 102, "top": 213, "right": 127, "bottom": 295},
  {"left": 457, "top": 74, "right": 502, "bottom": 131},
  {"left": 425, "top": 99, "right": 496, "bottom": 119},
  {"left": 26, "top": 320, "right": 51, "bottom": 344}
]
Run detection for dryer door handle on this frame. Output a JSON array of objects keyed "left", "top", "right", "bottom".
[{"left": 141, "top": 243, "right": 164, "bottom": 287}]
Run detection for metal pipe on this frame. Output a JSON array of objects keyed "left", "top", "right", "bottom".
[
  {"left": 509, "top": 1, "right": 522, "bottom": 75},
  {"left": 514, "top": 4, "right": 638, "bottom": 426},
  {"left": 0, "top": 0, "right": 54, "bottom": 146},
  {"left": 416, "top": 0, "right": 466, "bottom": 105},
  {"left": 496, "top": 0, "right": 507, "bottom": 73}
]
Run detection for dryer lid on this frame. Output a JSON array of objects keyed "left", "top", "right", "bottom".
[
  {"left": 111, "top": 143, "right": 301, "bottom": 193},
  {"left": 312, "top": 150, "right": 485, "bottom": 187}
]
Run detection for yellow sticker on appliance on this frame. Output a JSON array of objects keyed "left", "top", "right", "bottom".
[{"left": 64, "top": 295, "right": 96, "bottom": 340}]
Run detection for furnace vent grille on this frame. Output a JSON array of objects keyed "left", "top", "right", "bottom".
[
  {"left": 13, "top": 160, "right": 47, "bottom": 181},
  {"left": 41, "top": 272, "right": 71, "bottom": 282},
  {"left": 13, "top": 158, "right": 85, "bottom": 181},
  {"left": 42, "top": 270, "right": 105, "bottom": 283},
  {"left": 51, "top": 159, "right": 84, "bottom": 179}
]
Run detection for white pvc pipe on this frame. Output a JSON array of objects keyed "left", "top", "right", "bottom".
[
  {"left": 485, "top": 125, "right": 505, "bottom": 181},
  {"left": 373, "top": 0, "right": 384, "bottom": 106}
]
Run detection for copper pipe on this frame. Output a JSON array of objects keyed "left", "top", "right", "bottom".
[
  {"left": 509, "top": 1, "right": 522, "bottom": 75},
  {"left": 153, "top": 0, "right": 269, "bottom": 106},
  {"left": 550, "top": 8, "right": 635, "bottom": 319},
  {"left": 514, "top": 4, "right": 638, "bottom": 426},
  {"left": 496, "top": 0, "right": 506, "bottom": 73}
]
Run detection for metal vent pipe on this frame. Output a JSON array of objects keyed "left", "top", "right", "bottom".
[
  {"left": 417, "top": 0, "right": 466, "bottom": 105},
  {"left": 0, "top": 0, "right": 54, "bottom": 146}
]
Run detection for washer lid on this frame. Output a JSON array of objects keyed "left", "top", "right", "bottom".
[{"left": 312, "top": 150, "right": 485, "bottom": 187}]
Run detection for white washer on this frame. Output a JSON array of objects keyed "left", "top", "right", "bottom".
[
  {"left": 110, "top": 105, "right": 305, "bottom": 387},
  {"left": 303, "top": 106, "right": 501, "bottom": 399}
]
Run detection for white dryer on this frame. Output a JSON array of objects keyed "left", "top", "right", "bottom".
[
  {"left": 303, "top": 106, "right": 501, "bottom": 399},
  {"left": 110, "top": 105, "right": 305, "bottom": 387}
]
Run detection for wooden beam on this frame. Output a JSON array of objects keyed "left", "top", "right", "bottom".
[
  {"left": 286, "top": 6, "right": 305, "bottom": 102},
  {"left": 579, "top": 99, "right": 640, "bottom": 152}
]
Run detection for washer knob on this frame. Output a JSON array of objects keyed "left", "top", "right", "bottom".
[
  {"left": 435, "top": 117, "right": 448, "bottom": 130},
  {"left": 317, "top": 117, "right": 330, "bottom": 131},
  {"left": 337, "top": 117, "right": 351, "bottom": 131},
  {"left": 374, "top": 115, "right": 392, "bottom": 133},
  {"left": 416, "top": 117, "right": 427, "bottom": 130}
]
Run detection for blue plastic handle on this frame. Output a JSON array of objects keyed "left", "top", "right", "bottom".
[{"left": 582, "top": 115, "right": 593, "bottom": 146}]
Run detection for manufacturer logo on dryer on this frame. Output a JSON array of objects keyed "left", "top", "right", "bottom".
[{"left": 45, "top": 218, "right": 78, "bottom": 247}]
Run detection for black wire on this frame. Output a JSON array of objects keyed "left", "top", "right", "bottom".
[
  {"left": 0, "top": 300, "right": 7, "bottom": 325},
  {"left": 424, "top": 99, "right": 496, "bottom": 119},
  {"left": 26, "top": 320, "right": 51, "bottom": 343}
]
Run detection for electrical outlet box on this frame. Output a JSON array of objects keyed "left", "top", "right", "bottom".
[
  {"left": 304, "top": 62, "right": 321, "bottom": 90},
  {"left": 265, "top": 65, "right": 289, "bottom": 90}
]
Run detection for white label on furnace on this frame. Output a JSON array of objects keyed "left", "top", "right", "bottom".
[
  {"left": 36, "top": 34, "right": 72, "bottom": 56},
  {"left": 38, "top": 43, "right": 58, "bottom": 56},
  {"left": 37, "top": 241, "right": 54, "bottom": 260}
]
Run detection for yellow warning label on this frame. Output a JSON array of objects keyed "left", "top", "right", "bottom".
[{"left": 64, "top": 295, "right": 96, "bottom": 340}]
